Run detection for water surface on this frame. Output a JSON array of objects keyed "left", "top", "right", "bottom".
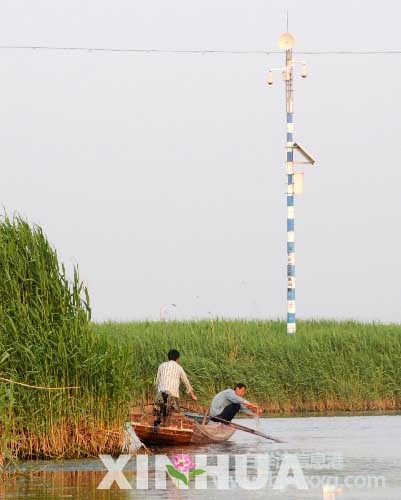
[{"left": 4, "top": 413, "right": 401, "bottom": 499}]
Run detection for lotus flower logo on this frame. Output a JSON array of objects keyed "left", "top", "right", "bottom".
[{"left": 166, "top": 454, "right": 206, "bottom": 486}]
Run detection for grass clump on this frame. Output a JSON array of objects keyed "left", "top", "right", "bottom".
[{"left": 0, "top": 215, "right": 129, "bottom": 459}]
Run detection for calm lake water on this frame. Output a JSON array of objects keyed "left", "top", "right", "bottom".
[{"left": 3, "top": 413, "right": 401, "bottom": 499}]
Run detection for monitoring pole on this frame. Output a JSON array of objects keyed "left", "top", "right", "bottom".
[{"left": 267, "top": 33, "right": 315, "bottom": 335}]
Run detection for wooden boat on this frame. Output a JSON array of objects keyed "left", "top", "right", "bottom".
[{"left": 130, "top": 409, "right": 235, "bottom": 446}]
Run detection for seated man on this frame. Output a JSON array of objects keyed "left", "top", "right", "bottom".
[{"left": 209, "top": 383, "right": 261, "bottom": 423}]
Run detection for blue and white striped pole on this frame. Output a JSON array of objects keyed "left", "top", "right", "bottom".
[
  {"left": 268, "top": 33, "right": 314, "bottom": 335},
  {"left": 285, "top": 47, "right": 296, "bottom": 335}
]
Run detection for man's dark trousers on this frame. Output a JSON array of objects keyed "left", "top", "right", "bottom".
[{"left": 211, "top": 403, "right": 241, "bottom": 424}]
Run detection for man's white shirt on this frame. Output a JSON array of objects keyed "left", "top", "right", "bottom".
[{"left": 156, "top": 360, "right": 193, "bottom": 398}]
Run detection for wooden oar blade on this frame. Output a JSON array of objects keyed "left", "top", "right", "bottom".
[{"left": 214, "top": 417, "right": 285, "bottom": 443}]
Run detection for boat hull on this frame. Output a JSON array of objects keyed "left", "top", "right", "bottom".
[{"left": 130, "top": 412, "right": 235, "bottom": 445}]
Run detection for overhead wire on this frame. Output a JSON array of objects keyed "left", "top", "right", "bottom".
[{"left": 0, "top": 45, "right": 400, "bottom": 55}]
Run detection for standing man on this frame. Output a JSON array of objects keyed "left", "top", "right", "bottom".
[
  {"left": 210, "top": 383, "right": 261, "bottom": 423},
  {"left": 154, "top": 349, "right": 197, "bottom": 419}
]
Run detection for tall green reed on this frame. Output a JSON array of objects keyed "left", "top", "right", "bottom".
[{"left": 0, "top": 215, "right": 130, "bottom": 459}]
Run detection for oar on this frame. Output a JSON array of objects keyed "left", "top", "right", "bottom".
[
  {"left": 179, "top": 405, "right": 284, "bottom": 444},
  {"left": 212, "top": 416, "right": 285, "bottom": 443}
]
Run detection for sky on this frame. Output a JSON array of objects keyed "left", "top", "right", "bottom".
[{"left": 0, "top": 0, "right": 400, "bottom": 322}]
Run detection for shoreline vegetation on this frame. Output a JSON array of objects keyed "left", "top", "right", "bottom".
[
  {"left": 96, "top": 319, "right": 401, "bottom": 416},
  {"left": 0, "top": 215, "right": 400, "bottom": 462},
  {"left": 0, "top": 215, "right": 127, "bottom": 462}
]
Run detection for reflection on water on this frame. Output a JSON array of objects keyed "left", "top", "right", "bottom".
[{"left": 3, "top": 414, "right": 401, "bottom": 499}]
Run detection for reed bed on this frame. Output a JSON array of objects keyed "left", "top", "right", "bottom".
[
  {"left": 94, "top": 319, "right": 401, "bottom": 414},
  {"left": 0, "top": 215, "right": 129, "bottom": 460}
]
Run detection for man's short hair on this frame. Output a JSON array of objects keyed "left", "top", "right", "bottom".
[
  {"left": 168, "top": 349, "right": 180, "bottom": 361},
  {"left": 234, "top": 383, "right": 246, "bottom": 390}
]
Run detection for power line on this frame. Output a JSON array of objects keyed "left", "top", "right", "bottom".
[
  {"left": 0, "top": 45, "right": 400, "bottom": 55},
  {"left": 0, "top": 45, "right": 268, "bottom": 55},
  {"left": 297, "top": 50, "right": 401, "bottom": 55}
]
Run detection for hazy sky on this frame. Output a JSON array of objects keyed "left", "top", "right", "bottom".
[{"left": 1, "top": 0, "right": 400, "bottom": 322}]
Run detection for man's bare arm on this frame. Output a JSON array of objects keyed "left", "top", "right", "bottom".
[{"left": 180, "top": 367, "right": 197, "bottom": 401}]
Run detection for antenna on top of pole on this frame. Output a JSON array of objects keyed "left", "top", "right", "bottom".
[{"left": 266, "top": 31, "right": 317, "bottom": 335}]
